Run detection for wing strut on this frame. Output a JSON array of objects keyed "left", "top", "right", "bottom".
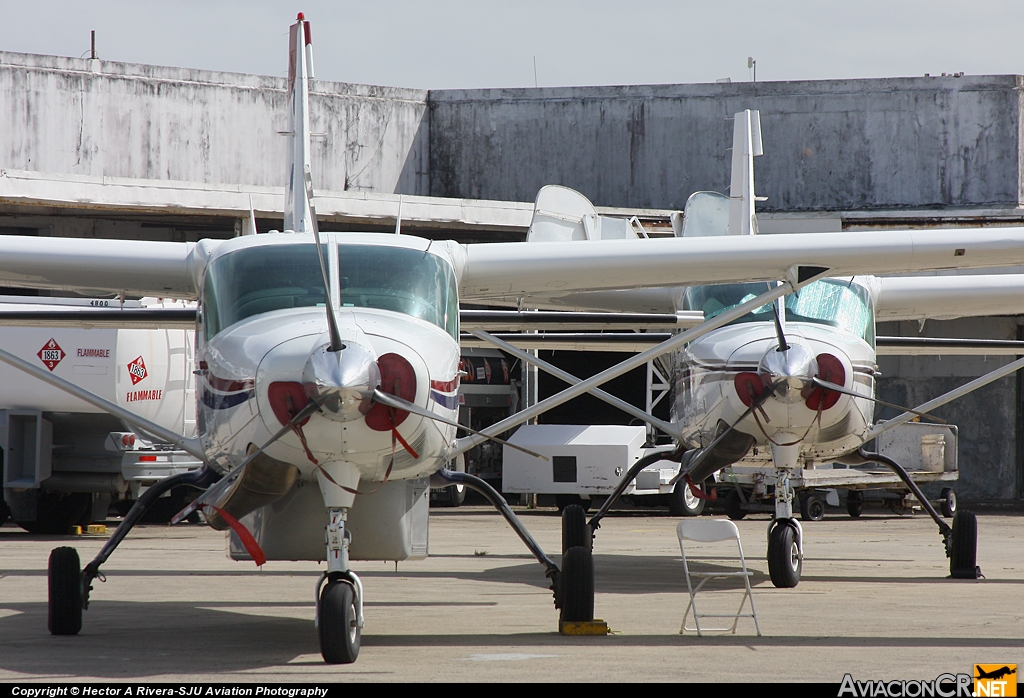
[
  {"left": 0, "top": 345, "right": 204, "bottom": 459},
  {"left": 470, "top": 329, "right": 679, "bottom": 438},
  {"left": 865, "top": 354, "right": 1024, "bottom": 441},
  {"left": 451, "top": 270, "right": 828, "bottom": 457}
]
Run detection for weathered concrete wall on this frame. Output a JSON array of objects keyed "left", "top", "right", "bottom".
[
  {"left": 429, "top": 77, "right": 1024, "bottom": 211},
  {"left": 0, "top": 52, "right": 429, "bottom": 195},
  {"left": 877, "top": 317, "right": 1022, "bottom": 501}
]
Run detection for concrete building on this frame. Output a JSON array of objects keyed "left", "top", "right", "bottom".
[{"left": 2, "top": 50, "right": 1022, "bottom": 500}]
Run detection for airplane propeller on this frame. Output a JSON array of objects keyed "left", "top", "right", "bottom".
[{"left": 809, "top": 377, "right": 946, "bottom": 424}]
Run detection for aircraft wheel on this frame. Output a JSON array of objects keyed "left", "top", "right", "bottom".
[
  {"left": 949, "top": 511, "right": 980, "bottom": 579},
  {"left": 319, "top": 580, "right": 360, "bottom": 664},
  {"left": 555, "top": 494, "right": 591, "bottom": 513},
  {"left": 434, "top": 455, "right": 467, "bottom": 508},
  {"left": 559, "top": 546, "right": 595, "bottom": 623},
  {"left": 767, "top": 521, "right": 802, "bottom": 588},
  {"left": 667, "top": 479, "right": 705, "bottom": 517},
  {"left": 18, "top": 492, "right": 91, "bottom": 534},
  {"left": 847, "top": 491, "right": 863, "bottom": 518},
  {"left": 561, "top": 504, "right": 591, "bottom": 553},
  {"left": 48, "top": 546, "right": 83, "bottom": 635},
  {"left": 940, "top": 488, "right": 957, "bottom": 518},
  {"left": 800, "top": 494, "right": 825, "bottom": 522},
  {"left": 725, "top": 489, "right": 747, "bottom": 521}
]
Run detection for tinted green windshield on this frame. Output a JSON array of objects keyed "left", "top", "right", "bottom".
[
  {"left": 204, "top": 243, "right": 327, "bottom": 339},
  {"left": 203, "top": 242, "right": 458, "bottom": 340},
  {"left": 682, "top": 279, "right": 874, "bottom": 343},
  {"left": 337, "top": 244, "right": 458, "bottom": 339}
]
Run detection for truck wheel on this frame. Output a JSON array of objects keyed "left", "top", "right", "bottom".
[
  {"left": 800, "top": 493, "right": 825, "bottom": 522},
  {"left": 0, "top": 496, "right": 11, "bottom": 527},
  {"left": 17, "top": 492, "right": 91, "bottom": 535},
  {"left": 847, "top": 491, "right": 863, "bottom": 518},
  {"left": 939, "top": 488, "right": 957, "bottom": 518},
  {"left": 725, "top": 489, "right": 747, "bottom": 520},
  {"left": 667, "top": 479, "right": 705, "bottom": 517}
]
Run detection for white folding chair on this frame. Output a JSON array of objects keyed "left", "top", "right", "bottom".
[{"left": 677, "top": 519, "right": 761, "bottom": 636}]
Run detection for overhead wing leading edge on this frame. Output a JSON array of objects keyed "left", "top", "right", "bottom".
[{"left": 0, "top": 236, "right": 197, "bottom": 298}]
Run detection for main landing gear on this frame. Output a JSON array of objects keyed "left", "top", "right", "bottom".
[
  {"left": 46, "top": 467, "right": 220, "bottom": 637},
  {"left": 559, "top": 505, "right": 595, "bottom": 623},
  {"left": 855, "top": 448, "right": 980, "bottom": 580},
  {"left": 430, "top": 469, "right": 594, "bottom": 626}
]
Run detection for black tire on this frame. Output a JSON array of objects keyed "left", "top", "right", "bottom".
[
  {"left": 667, "top": 479, "right": 705, "bottom": 517},
  {"left": 319, "top": 580, "right": 361, "bottom": 664},
  {"left": 555, "top": 494, "right": 591, "bottom": 513},
  {"left": 561, "top": 504, "right": 590, "bottom": 553},
  {"left": 725, "top": 489, "right": 747, "bottom": 521},
  {"left": 940, "top": 488, "right": 957, "bottom": 518},
  {"left": 559, "top": 546, "right": 595, "bottom": 623},
  {"left": 48, "top": 546, "right": 82, "bottom": 635},
  {"left": 767, "top": 521, "right": 802, "bottom": 588},
  {"left": 800, "top": 494, "right": 825, "bottom": 522},
  {"left": 847, "top": 491, "right": 863, "bottom": 518},
  {"left": 949, "top": 510, "right": 980, "bottom": 579},
  {"left": 17, "top": 491, "right": 91, "bottom": 534}
]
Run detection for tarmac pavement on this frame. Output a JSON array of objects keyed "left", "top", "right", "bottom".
[{"left": 0, "top": 507, "right": 1022, "bottom": 682}]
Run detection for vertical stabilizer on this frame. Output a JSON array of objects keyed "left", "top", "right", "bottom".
[
  {"left": 728, "top": 109, "right": 763, "bottom": 236},
  {"left": 284, "top": 13, "right": 315, "bottom": 233}
]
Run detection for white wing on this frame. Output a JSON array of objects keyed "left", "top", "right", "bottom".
[
  {"left": 877, "top": 274, "right": 1024, "bottom": 321},
  {"left": 461, "top": 228, "right": 1024, "bottom": 301},
  {"left": 0, "top": 236, "right": 197, "bottom": 298}
]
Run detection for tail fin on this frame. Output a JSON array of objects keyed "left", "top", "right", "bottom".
[
  {"left": 727, "top": 109, "right": 763, "bottom": 236},
  {"left": 284, "top": 13, "right": 315, "bottom": 233}
]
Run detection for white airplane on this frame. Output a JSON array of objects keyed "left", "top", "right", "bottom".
[
  {"left": 2, "top": 15, "right": 1024, "bottom": 664},
  {"left": 460, "top": 110, "right": 1024, "bottom": 590}
]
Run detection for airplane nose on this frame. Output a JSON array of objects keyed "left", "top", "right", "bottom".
[
  {"left": 758, "top": 343, "right": 818, "bottom": 403},
  {"left": 302, "top": 342, "right": 381, "bottom": 421}
]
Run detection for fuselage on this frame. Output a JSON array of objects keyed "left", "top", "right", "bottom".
[
  {"left": 671, "top": 277, "right": 878, "bottom": 466},
  {"left": 192, "top": 232, "right": 461, "bottom": 484}
]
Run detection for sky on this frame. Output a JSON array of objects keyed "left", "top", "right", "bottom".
[{"left": 1, "top": 1, "right": 1022, "bottom": 90}]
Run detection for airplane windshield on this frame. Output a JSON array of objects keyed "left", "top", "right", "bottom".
[
  {"left": 203, "top": 243, "right": 459, "bottom": 340},
  {"left": 682, "top": 278, "right": 875, "bottom": 343},
  {"left": 203, "top": 243, "right": 329, "bottom": 339},
  {"left": 336, "top": 243, "right": 458, "bottom": 339}
]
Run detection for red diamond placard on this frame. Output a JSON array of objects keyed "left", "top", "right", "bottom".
[
  {"left": 37, "top": 338, "right": 65, "bottom": 371},
  {"left": 127, "top": 355, "right": 148, "bottom": 385}
]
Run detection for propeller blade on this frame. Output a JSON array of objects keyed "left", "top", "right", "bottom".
[
  {"left": 370, "top": 389, "right": 549, "bottom": 461},
  {"left": 302, "top": 165, "right": 344, "bottom": 353},
  {"left": 811, "top": 377, "right": 946, "bottom": 424},
  {"left": 772, "top": 284, "right": 789, "bottom": 352},
  {"left": 171, "top": 399, "right": 322, "bottom": 524}
]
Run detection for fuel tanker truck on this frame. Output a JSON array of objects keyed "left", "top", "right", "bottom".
[{"left": 0, "top": 296, "right": 202, "bottom": 533}]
